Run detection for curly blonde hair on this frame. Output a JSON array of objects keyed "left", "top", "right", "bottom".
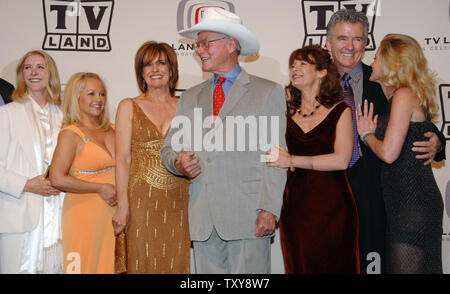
[{"left": 379, "top": 34, "right": 439, "bottom": 122}]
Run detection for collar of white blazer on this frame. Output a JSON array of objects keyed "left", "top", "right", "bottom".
[{"left": 178, "top": 7, "right": 260, "bottom": 56}]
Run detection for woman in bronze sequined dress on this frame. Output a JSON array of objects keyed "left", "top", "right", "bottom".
[{"left": 113, "top": 41, "right": 190, "bottom": 274}]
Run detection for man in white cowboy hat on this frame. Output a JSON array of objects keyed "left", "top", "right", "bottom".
[{"left": 161, "top": 7, "right": 287, "bottom": 274}]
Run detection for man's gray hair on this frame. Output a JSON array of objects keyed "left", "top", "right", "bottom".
[
  {"left": 326, "top": 9, "right": 369, "bottom": 42},
  {"left": 218, "top": 33, "right": 241, "bottom": 56}
]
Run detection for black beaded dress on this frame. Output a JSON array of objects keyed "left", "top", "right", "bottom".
[{"left": 375, "top": 97, "right": 443, "bottom": 274}]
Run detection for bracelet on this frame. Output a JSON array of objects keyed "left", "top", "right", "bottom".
[
  {"left": 360, "top": 131, "right": 375, "bottom": 145},
  {"left": 289, "top": 155, "right": 295, "bottom": 172}
]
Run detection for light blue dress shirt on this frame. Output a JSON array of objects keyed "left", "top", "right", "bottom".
[{"left": 213, "top": 63, "right": 242, "bottom": 99}]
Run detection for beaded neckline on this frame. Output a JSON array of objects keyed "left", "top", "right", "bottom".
[{"left": 297, "top": 104, "right": 320, "bottom": 118}]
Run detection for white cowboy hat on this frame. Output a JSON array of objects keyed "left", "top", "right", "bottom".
[{"left": 178, "top": 8, "right": 259, "bottom": 56}]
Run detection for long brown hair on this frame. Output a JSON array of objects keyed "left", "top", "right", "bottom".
[{"left": 286, "top": 45, "right": 342, "bottom": 117}]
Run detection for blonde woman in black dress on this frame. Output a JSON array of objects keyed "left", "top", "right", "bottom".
[{"left": 357, "top": 34, "right": 443, "bottom": 274}]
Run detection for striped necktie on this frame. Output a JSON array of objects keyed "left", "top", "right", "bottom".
[{"left": 342, "top": 73, "right": 360, "bottom": 168}]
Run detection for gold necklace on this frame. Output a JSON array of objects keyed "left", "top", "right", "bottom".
[{"left": 297, "top": 104, "right": 320, "bottom": 118}]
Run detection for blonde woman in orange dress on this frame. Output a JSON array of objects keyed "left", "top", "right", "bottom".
[
  {"left": 50, "top": 72, "right": 125, "bottom": 274},
  {"left": 113, "top": 41, "right": 190, "bottom": 273}
]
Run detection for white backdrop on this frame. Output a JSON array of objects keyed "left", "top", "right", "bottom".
[{"left": 0, "top": 0, "right": 449, "bottom": 274}]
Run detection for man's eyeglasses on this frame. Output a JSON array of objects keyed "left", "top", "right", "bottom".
[{"left": 195, "top": 37, "right": 229, "bottom": 50}]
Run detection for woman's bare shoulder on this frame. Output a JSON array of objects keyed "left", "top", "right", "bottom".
[{"left": 393, "top": 87, "right": 419, "bottom": 104}]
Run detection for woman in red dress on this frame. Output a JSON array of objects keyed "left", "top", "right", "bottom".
[{"left": 267, "top": 45, "right": 359, "bottom": 273}]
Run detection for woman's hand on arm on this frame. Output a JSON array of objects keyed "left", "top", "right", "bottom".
[
  {"left": 266, "top": 145, "right": 291, "bottom": 168},
  {"left": 24, "top": 175, "right": 61, "bottom": 197},
  {"left": 98, "top": 183, "right": 117, "bottom": 206}
]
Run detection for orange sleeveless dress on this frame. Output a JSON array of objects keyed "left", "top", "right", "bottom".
[{"left": 61, "top": 124, "right": 125, "bottom": 274}]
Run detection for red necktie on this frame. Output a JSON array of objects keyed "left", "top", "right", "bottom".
[{"left": 213, "top": 77, "right": 226, "bottom": 117}]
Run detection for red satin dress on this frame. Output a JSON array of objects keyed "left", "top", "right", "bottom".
[{"left": 280, "top": 102, "right": 360, "bottom": 274}]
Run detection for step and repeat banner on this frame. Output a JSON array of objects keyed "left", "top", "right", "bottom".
[{"left": 0, "top": 0, "right": 449, "bottom": 274}]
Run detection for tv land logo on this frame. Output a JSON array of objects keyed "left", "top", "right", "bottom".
[
  {"left": 302, "top": 0, "right": 380, "bottom": 50},
  {"left": 173, "top": 0, "right": 235, "bottom": 56},
  {"left": 176, "top": 0, "right": 235, "bottom": 32},
  {"left": 42, "top": 0, "right": 114, "bottom": 52},
  {"left": 422, "top": 36, "right": 450, "bottom": 52},
  {"left": 439, "top": 84, "right": 450, "bottom": 140}
]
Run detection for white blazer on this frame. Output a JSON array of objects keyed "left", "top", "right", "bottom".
[{"left": 0, "top": 100, "right": 62, "bottom": 233}]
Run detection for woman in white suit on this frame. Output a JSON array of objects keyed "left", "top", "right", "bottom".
[{"left": 0, "top": 50, "right": 64, "bottom": 273}]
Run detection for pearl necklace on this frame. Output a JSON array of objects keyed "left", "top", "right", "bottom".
[{"left": 297, "top": 104, "right": 320, "bottom": 118}]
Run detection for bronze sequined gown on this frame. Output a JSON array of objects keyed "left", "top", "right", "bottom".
[{"left": 126, "top": 100, "right": 190, "bottom": 274}]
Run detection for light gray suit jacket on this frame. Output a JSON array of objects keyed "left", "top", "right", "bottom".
[{"left": 161, "top": 69, "right": 287, "bottom": 241}]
